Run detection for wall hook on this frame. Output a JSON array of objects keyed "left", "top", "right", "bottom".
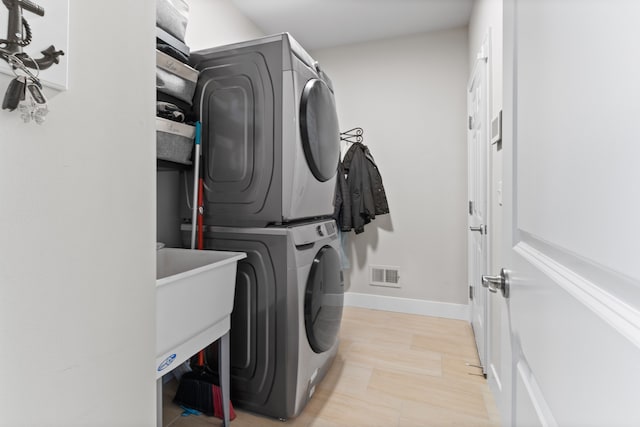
[
  {"left": 0, "top": 0, "right": 64, "bottom": 71},
  {"left": 340, "top": 127, "right": 364, "bottom": 144}
]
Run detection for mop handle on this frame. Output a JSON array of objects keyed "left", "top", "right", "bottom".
[
  {"left": 197, "top": 177, "right": 204, "bottom": 250},
  {"left": 190, "top": 121, "right": 202, "bottom": 250}
]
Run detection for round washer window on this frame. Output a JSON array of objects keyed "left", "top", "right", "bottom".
[
  {"left": 304, "top": 245, "right": 344, "bottom": 353},
  {"left": 299, "top": 79, "right": 340, "bottom": 182}
]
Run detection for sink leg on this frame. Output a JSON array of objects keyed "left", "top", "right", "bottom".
[
  {"left": 157, "top": 378, "right": 163, "bottom": 427},
  {"left": 218, "top": 331, "right": 231, "bottom": 427}
]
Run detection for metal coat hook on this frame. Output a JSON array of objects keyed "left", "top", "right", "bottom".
[
  {"left": 0, "top": 0, "right": 64, "bottom": 71},
  {"left": 340, "top": 127, "right": 364, "bottom": 144}
]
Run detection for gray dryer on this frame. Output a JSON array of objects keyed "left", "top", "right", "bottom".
[{"left": 189, "top": 33, "right": 340, "bottom": 227}]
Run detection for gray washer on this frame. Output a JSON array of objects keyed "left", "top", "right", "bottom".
[
  {"left": 183, "top": 219, "right": 344, "bottom": 419},
  {"left": 190, "top": 33, "right": 340, "bottom": 227}
]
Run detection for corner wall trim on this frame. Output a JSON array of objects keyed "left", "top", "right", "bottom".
[{"left": 343, "top": 292, "right": 470, "bottom": 321}]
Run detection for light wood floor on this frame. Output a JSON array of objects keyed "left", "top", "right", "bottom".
[{"left": 162, "top": 307, "right": 501, "bottom": 427}]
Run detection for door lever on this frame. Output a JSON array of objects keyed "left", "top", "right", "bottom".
[{"left": 482, "top": 268, "right": 510, "bottom": 298}]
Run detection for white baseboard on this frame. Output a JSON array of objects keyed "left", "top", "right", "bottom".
[{"left": 343, "top": 292, "right": 470, "bottom": 321}]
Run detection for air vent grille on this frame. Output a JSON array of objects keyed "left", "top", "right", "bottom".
[{"left": 370, "top": 265, "right": 401, "bottom": 288}]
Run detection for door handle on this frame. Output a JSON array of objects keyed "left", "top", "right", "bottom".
[
  {"left": 469, "top": 225, "right": 485, "bottom": 234},
  {"left": 482, "top": 268, "right": 510, "bottom": 298}
]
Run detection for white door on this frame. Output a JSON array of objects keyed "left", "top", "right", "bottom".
[
  {"left": 467, "top": 37, "right": 490, "bottom": 373},
  {"left": 496, "top": 0, "right": 640, "bottom": 425}
]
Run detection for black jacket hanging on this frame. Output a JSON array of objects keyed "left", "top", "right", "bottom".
[
  {"left": 341, "top": 143, "right": 389, "bottom": 234},
  {"left": 333, "top": 161, "right": 352, "bottom": 232}
]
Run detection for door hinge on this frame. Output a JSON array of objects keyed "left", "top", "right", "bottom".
[
  {"left": 468, "top": 115, "right": 473, "bottom": 130},
  {"left": 469, "top": 285, "right": 474, "bottom": 300}
]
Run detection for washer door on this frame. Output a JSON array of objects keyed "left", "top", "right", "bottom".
[
  {"left": 304, "top": 245, "right": 344, "bottom": 353},
  {"left": 299, "top": 79, "right": 340, "bottom": 182}
]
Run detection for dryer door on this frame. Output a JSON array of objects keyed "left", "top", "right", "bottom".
[
  {"left": 304, "top": 245, "right": 344, "bottom": 353},
  {"left": 299, "top": 79, "right": 340, "bottom": 182}
]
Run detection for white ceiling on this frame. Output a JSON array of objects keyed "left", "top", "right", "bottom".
[{"left": 229, "top": 0, "right": 474, "bottom": 50}]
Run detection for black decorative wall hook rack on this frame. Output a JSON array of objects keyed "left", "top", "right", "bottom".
[
  {"left": 340, "top": 127, "right": 364, "bottom": 144},
  {"left": 0, "top": 0, "right": 64, "bottom": 70}
]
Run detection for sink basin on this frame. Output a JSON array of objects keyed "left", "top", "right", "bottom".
[{"left": 155, "top": 248, "right": 246, "bottom": 378}]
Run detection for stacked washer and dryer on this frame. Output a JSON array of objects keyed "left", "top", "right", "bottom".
[{"left": 186, "top": 33, "right": 344, "bottom": 420}]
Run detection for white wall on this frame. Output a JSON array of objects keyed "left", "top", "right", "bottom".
[
  {"left": 186, "top": 0, "right": 264, "bottom": 50},
  {"left": 0, "top": 1, "right": 157, "bottom": 426},
  {"left": 0, "top": 0, "right": 262, "bottom": 425},
  {"left": 312, "top": 28, "right": 469, "bottom": 308}
]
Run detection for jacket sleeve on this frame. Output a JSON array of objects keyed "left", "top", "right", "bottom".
[
  {"left": 361, "top": 161, "right": 375, "bottom": 223},
  {"left": 364, "top": 147, "right": 390, "bottom": 215},
  {"left": 333, "top": 161, "right": 352, "bottom": 232},
  {"left": 348, "top": 147, "right": 368, "bottom": 234}
]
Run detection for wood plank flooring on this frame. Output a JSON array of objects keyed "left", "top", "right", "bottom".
[{"left": 162, "top": 307, "right": 501, "bottom": 427}]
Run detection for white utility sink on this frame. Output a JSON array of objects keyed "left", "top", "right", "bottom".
[{"left": 155, "top": 248, "right": 246, "bottom": 378}]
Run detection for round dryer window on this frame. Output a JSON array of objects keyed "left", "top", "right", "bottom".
[
  {"left": 299, "top": 79, "right": 340, "bottom": 182},
  {"left": 304, "top": 245, "right": 344, "bottom": 353}
]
